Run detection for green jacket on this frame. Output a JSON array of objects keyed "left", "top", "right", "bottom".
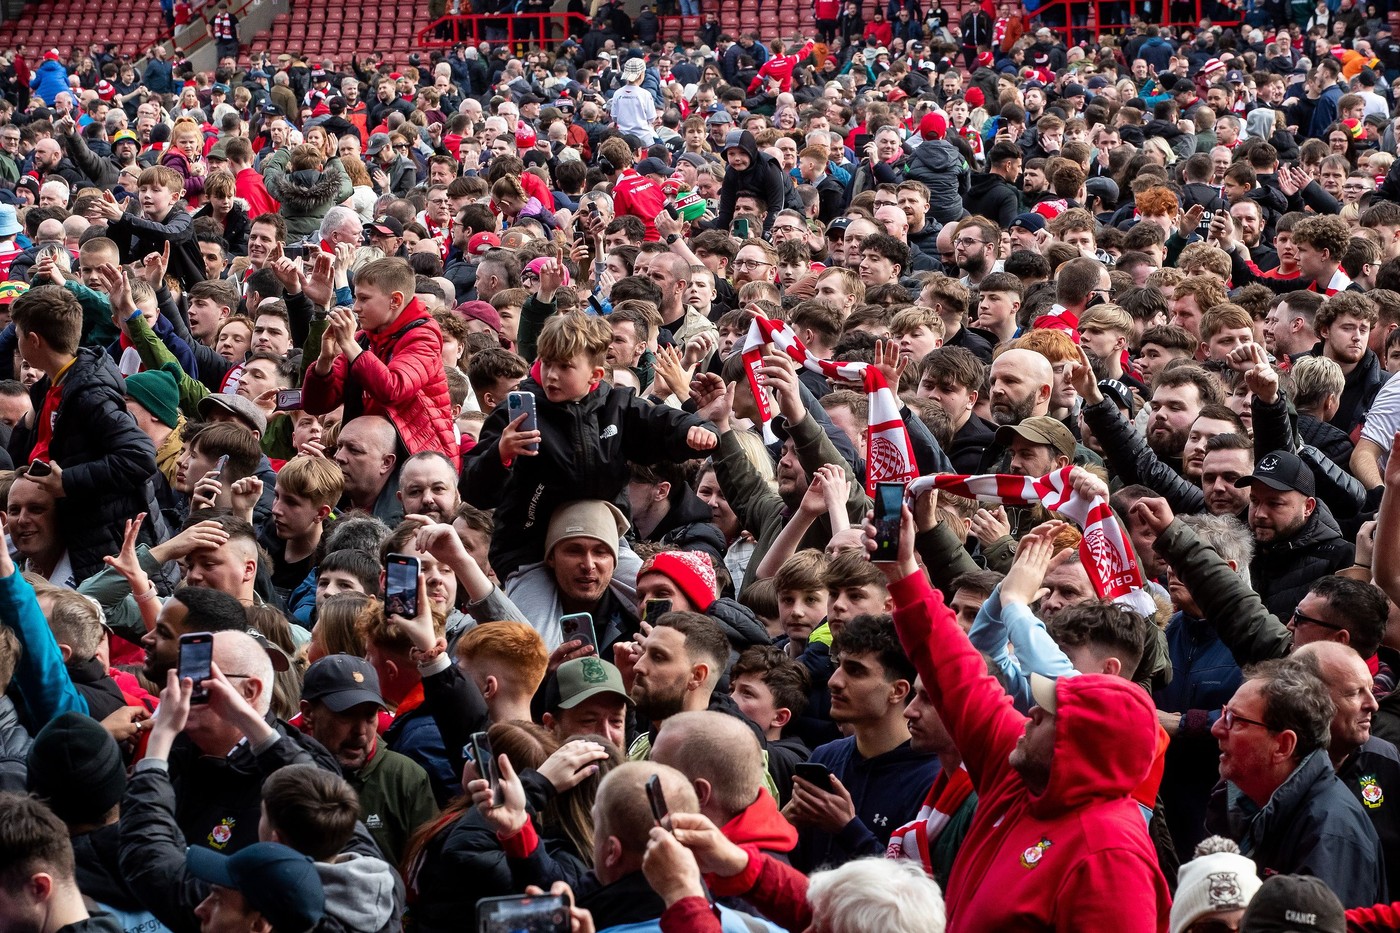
[
  {"left": 714, "top": 414, "right": 869, "bottom": 593},
  {"left": 350, "top": 742, "right": 438, "bottom": 868},
  {"left": 63, "top": 280, "right": 122, "bottom": 349}
]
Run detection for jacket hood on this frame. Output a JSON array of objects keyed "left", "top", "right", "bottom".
[
  {"left": 721, "top": 788, "right": 798, "bottom": 852},
  {"left": 1031, "top": 673, "right": 1157, "bottom": 819},
  {"left": 729, "top": 128, "right": 761, "bottom": 162},
  {"left": 1143, "top": 119, "right": 1184, "bottom": 139},
  {"left": 1246, "top": 108, "right": 1276, "bottom": 141},
  {"left": 707, "top": 597, "right": 772, "bottom": 650},
  {"left": 912, "top": 138, "right": 961, "bottom": 171},
  {"left": 278, "top": 168, "right": 345, "bottom": 209},
  {"left": 317, "top": 852, "right": 398, "bottom": 930}
]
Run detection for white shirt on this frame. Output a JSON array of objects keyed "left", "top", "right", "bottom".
[{"left": 610, "top": 84, "right": 657, "bottom": 146}]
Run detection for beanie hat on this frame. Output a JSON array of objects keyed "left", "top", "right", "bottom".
[
  {"left": 1170, "top": 842, "right": 1262, "bottom": 933},
  {"left": 919, "top": 111, "right": 948, "bottom": 140},
  {"left": 44, "top": 49, "right": 60, "bottom": 62},
  {"left": 965, "top": 86, "right": 985, "bottom": 108},
  {"left": 124, "top": 365, "right": 181, "bottom": 429},
  {"left": 639, "top": 550, "right": 717, "bottom": 612},
  {"left": 27, "top": 711, "right": 127, "bottom": 825}
]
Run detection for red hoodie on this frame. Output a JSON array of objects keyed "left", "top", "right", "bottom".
[
  {"left": 721, "top": 788, "right": 798, "bottom": 853},
  {"left": 889, "top": 571, "right": 1170, "bottom": 933}
]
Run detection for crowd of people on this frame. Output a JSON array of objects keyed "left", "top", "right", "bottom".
[{"left": 8, "top": 3, "right": 1400, "bottom": 933}]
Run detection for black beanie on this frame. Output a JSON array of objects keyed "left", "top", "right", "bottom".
[{"left": 27, "top": 711, "right": 126, "bottom": 825}]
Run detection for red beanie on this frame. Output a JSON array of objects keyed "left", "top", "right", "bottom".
[{"left": 639, "top": 551, "right": 717, "bottom": 613}]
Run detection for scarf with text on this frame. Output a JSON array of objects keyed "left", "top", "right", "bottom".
[
  {"left": 906, "top": 467, "right": 1155, "bottom": 616},
  {"left": 741, "top": 313, "right": 915, "bottom": 496}
]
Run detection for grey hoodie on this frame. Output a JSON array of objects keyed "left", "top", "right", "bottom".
[
  {"left": 1246, "top": 108, "right": 1277, "bottom": 142},
  {"left": 318, "top": 852, "right": 399, "bottom": 933}
]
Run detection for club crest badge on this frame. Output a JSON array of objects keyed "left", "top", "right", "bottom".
[
  {"left": 1361, "top": 774, "right": 1384, "bottom": 809},
  {"left": 1207, "top": 871, "right": 1242, "bottom": 905},
  {"left": 208, "top": 817, "right": 236, "bottom": 850},
  {"left": 1020, "top": 837, "right": 1052, "bottom": 869}
]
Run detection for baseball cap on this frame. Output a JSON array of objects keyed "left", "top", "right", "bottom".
[
  {"left": 1239, "top": 875, "right": 1344, "bottom": 933},
  {"left": 995, "top": 416, "right": 1075, "bottom": 459},
  {"left": 1009, "top": 212, "right": 1046, "bottom": 233},
  {"left": 456, "top": 299, "right": 503, "bottom": 333},
  {"left": 0, "top": 281, "right": 28, "bottom": 305},
  {"left": 113, "top": 129, "right": 139, "bottom": 146},
  {"left": 635, "top": 156, "right": 671, "bottom": 177},
  {"left": 1029, "top": 673, "right": 1060, "bottom": 713},
  {"left": 197, "top": 392, "right": 268, "bottom": 435},
  {"left": 367, "top": 215, "right": 404, "bottom": 238},
  {"left": 1227, "top": 68, "right": 1245, "bottom": 83},
  {"left": 467, "top": 231, "right": 501, "bottom": 256},
  {"left": 302, "top": 654, "right": 385, "bottom": 712},
  {"left": 186, "top": 843, "right": 325, "bottom": 933},
  {"left": 544, "top": 500, "right": 630, "bottom": 560},
  {"left": 1097, "top": 379, "right": 1135, "bottom": 418},
  {"left": 366, "top": 132, "right": 391, "bottom": 156},
  {"left": 1234, "top": 449, "right": 1315, "bottom": 497},
  {"left": 212, "top": 82, "right": 231, "bottom": 95},
  {"left": 622, "top": 58, "right": 646, "bottom": 81},
  {"left": 827, "top": 217, "right": 850, "bottom": 236},
  {"left": 554, "top": 656, "right": 633, "bottom": 710},
  {"left": 245, "top": 627, "right": 292, "bottom": 673},
  {"left": 919, "top": 111, "right": 948, "bottom": 140}
]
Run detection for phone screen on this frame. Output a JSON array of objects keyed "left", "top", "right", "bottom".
[
  {"left": 385, "top": 555, "right": 420, "bottom": 618},
  {"left": 275, "top": 388, "right": 303, "bottom": 411},
  {"left": 179, "top": 634, "right": 215, "bottom": 704},
  {"left": 873, "top": 482, "right": 905, "bottom": 562},
  {"left": 477, "top": 893, "right": 570, "bottom": 933}
]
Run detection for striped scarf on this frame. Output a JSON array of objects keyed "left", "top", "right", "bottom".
[
  {"left": 907, "top": 467, "right": 1155, "bottom": 617},
  {"left": 886, "top": 765, "right": 975, "bottom": 875},
  {"left": 742, "top": 313, "right": 916, "bottom": 496}
]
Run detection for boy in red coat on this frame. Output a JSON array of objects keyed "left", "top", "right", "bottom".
[{"left": 302, "top": 257, "right": 459, "bottom": 467}]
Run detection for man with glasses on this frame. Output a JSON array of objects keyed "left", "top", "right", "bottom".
[
  {"left": 1206, "top": 656, "right": 1383, "bottom": 908},
  {"left": 768, "top": 209, "right": 807, "bottom": 246},
  {"left": 0, "top": 125, "right": 20, "bottom": 184},
  {"left": 731, "top": 239, "right": 777, "bottom": 288},
  {"left": 951, "top": 217, "right": 1002, "bottom": 288}
]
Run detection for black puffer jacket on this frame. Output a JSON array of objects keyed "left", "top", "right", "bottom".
[
  {"left": 1251, "top": 504, "right": 1354, "bottom": 622},
  {"left": 1299, "top": 413, "right": 1354, "bottom": 469},
  {"left": 0, "top": 695, "right": 28, "bottom": 793},
  {"left": 6, "top": 347, "right": 158, "bottom": 584},
  {"left": 901, "top": 138, "right": 970, "bottom": 225},
  {"left": 710, "top": 129, "right": 788, "bottom": 235},
  {"left": 106, "top": 205, "right": 206, "bottom": 290}
]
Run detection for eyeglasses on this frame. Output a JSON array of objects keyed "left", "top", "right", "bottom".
[
  {"left": 954, "top": 237, "right": 986, "bottom": 248},
  {"left": 1220, "top": 705, "right": 1272, "bottom": 731},
  {"left": 732, "top": 258, "right": 773, "bottom": 270},
  {"left": 873, "top": 199, "right": 899, "bottom": 209},
  {"left": 394, "top": 144, "right": 411, "bottom": 150},
  {"left": 1290, "top": 608, "right": 1345, "bottom": 631}
]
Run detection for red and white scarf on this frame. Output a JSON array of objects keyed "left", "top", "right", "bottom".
[
  {"left": 906, "top": 467, "right": 1155, "bottom": 616},
  {"left": 886, "top": 764, "right": 975, "bottom": 875},
  {"left": 1309, "top": 267, "right": 1353, "bottom": 297},
  {"left": 741, "top": 313, "right": 916, "bottom": 496}
]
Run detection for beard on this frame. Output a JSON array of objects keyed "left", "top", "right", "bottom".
[
  {"left": 961, "top": 251, "right": 989, "bottom": 279},
  {"left": 991, "top": 393, "right": 1037, "bottom": 427},
  {"left": 1148, "top": 425, "right": 1187, "bottom": 460},
  {"left": 632, "top": 680, "right": 686, "bottom": 723}
]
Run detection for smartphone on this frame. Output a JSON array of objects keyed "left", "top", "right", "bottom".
[
  {"left": 588, "top": 201, "right": 600, "bottom": 216},
  {"left": 178, "top": 632, "right": 215, "bottom": 704},
  {"left": 384, "top": 553, "right": 420, "bottom": 618},
  {"left": 471, "top": 730, "right": 503, "bottom": 806},
  {"left": 1196, "top": 208, "right": 1214, "bottom": 238},
  {"left": 26, "top": 459, "right": 51, "bottom": 477},
  {"left": 559, "top": 612, "right": 597, "bottom": 652},
  {"left": 643, "top": 598, "right": 672, "bottom": 623},
  {"left": 646, "top": 773, "right": 669, "bottom": 827},
  {"left": 507, "top": 391, "right": 538, "bottom": 452},
  {"left": 853, "top": 132, "right": 872, "bottom": 154},
  {"left": 795, "top": 761, "right": 836, "bottom": 793},
  {"left": 872, "top": 481, "right": 905, "bottom": 562},
  {"left": 732, "top": 217, "right": 750, "bottom": 239},
  {"left": 274, "top": 388, "right": 302, "bottom": 411},
  {"left": 476, "top": 893, "right": 570, "bottom": 933},
  {"left": 214, "top": 454, "right": 229, "bottom": 476}
]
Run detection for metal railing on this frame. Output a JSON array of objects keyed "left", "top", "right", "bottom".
[
  {"left": 416, "top": 12, "right": 583, "bottom": 50},
  {"left": 1019, "top": 0, "right": 1241, "bottom": 43}
]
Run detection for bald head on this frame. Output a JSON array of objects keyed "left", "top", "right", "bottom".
[
  {"left": 650, "top": 711, "right": 764, "bottom": 823},
  {"left": 989, "top": 349, "right": 1054, "bottom": 425},
  {"left": 1295, "top": 640, "right": 1378, "bottom": 754},
  {"left": 212, "top": 630, "right": 274, "bottom": 713},
  {"left": 594, "top": 761, "right": 698, "bottom": 883}
]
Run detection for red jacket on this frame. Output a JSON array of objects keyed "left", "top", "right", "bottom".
[
  {"left": 664, "top": 848, "right": 812, "bottom": 933},
  {"left": 889, "top": 571, "right": 1170, "bottom": 933},
  {"left": 302, "top": 297, "right": 460, "bottom": 467},
  {"left": 236, "top": 166, "right": 279, "bottom": 218},
  {"left": 722, "top": 788, "right": 798, "bottom": 854},
  {"left": 1350, "top": 902, "right": 1400, "bottom": 931},
  {"left": 611, "top": 167, "right": 665, "bottom": 241},
  {"left": 748, "top": 42, "right": 814, "bottom": 94}
]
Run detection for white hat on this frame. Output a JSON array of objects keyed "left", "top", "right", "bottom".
[
  {"left": 622, "top": 58, "right": 646, "bottom": 82},
  {"left": 1170, "top": 845, "right": 1262, "bottom": 933}
]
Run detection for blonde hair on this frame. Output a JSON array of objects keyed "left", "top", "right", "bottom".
[{"left": 537, "top": 313, "right": 612, "bottom": 366}]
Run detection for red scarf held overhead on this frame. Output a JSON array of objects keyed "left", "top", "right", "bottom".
[{"left": 741, "top": 313, "right": 915, "bottom": 497}]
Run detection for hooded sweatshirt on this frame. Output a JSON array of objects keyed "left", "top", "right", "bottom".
[
  {"left": 889, "top": 570, "right": 1170, "bottom": 932},
  {"left": 712, "top": 130, "right": 788, "bottom": 235},
  {"left": 317, "top": 852, "right": 399, "bottom": 933}
]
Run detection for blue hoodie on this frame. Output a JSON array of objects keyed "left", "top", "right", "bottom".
[{"left": 29, "top": 59, "right": 70, "bottom": 106}]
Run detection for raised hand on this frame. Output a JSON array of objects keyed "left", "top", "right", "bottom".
[
  {"left": 969, "top": 505, "right": 1011, "bottom": 548},
  {"left": 1000, "top": 521, "right": 1065, "bottom": 606},
  {"left": 499, "top": 412, "right": 541, "bottom": 462},
  {"left": 141, "top": 241, "right": 170, "bottom": 289},
  {"left": 1130, "top": 497, "right": 1175, "bottom": 537}
]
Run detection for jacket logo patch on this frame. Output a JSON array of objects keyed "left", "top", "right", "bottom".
[
  {"left": 1020, "top": 837, "right": 1052, "bottom": 869},
  {"left": 1207, "top": 871, "right": 1242, "bottom": 905},
  {"left": 601, "top": 424, "right": 618, "bottom": 439},
  {"left": 208, "top": 817, "right": 235, "bottom": 850},
  {"left": 366, "top": 813, "right": 383, "bottom": 829},
  {"left": 1361, "top": 774, "right": 1384, "bottom": 808}
]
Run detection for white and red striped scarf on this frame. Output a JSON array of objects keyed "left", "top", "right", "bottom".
[
  {"left": 741, "top": 313, "right": 916, "bottom": 496},
  {"left": 1309, "top": 267, "right": 1353, "bottom": 297},
  {"left": 906, "top": 467, "right": 1155, "bottom": 616},
  {"left": 886, "top": 764, "right": 975, "bottom": 875}
]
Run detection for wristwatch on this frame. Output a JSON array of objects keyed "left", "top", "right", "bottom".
[{"left": 666, "top": 233, "right": 680, "bottom": 245}]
